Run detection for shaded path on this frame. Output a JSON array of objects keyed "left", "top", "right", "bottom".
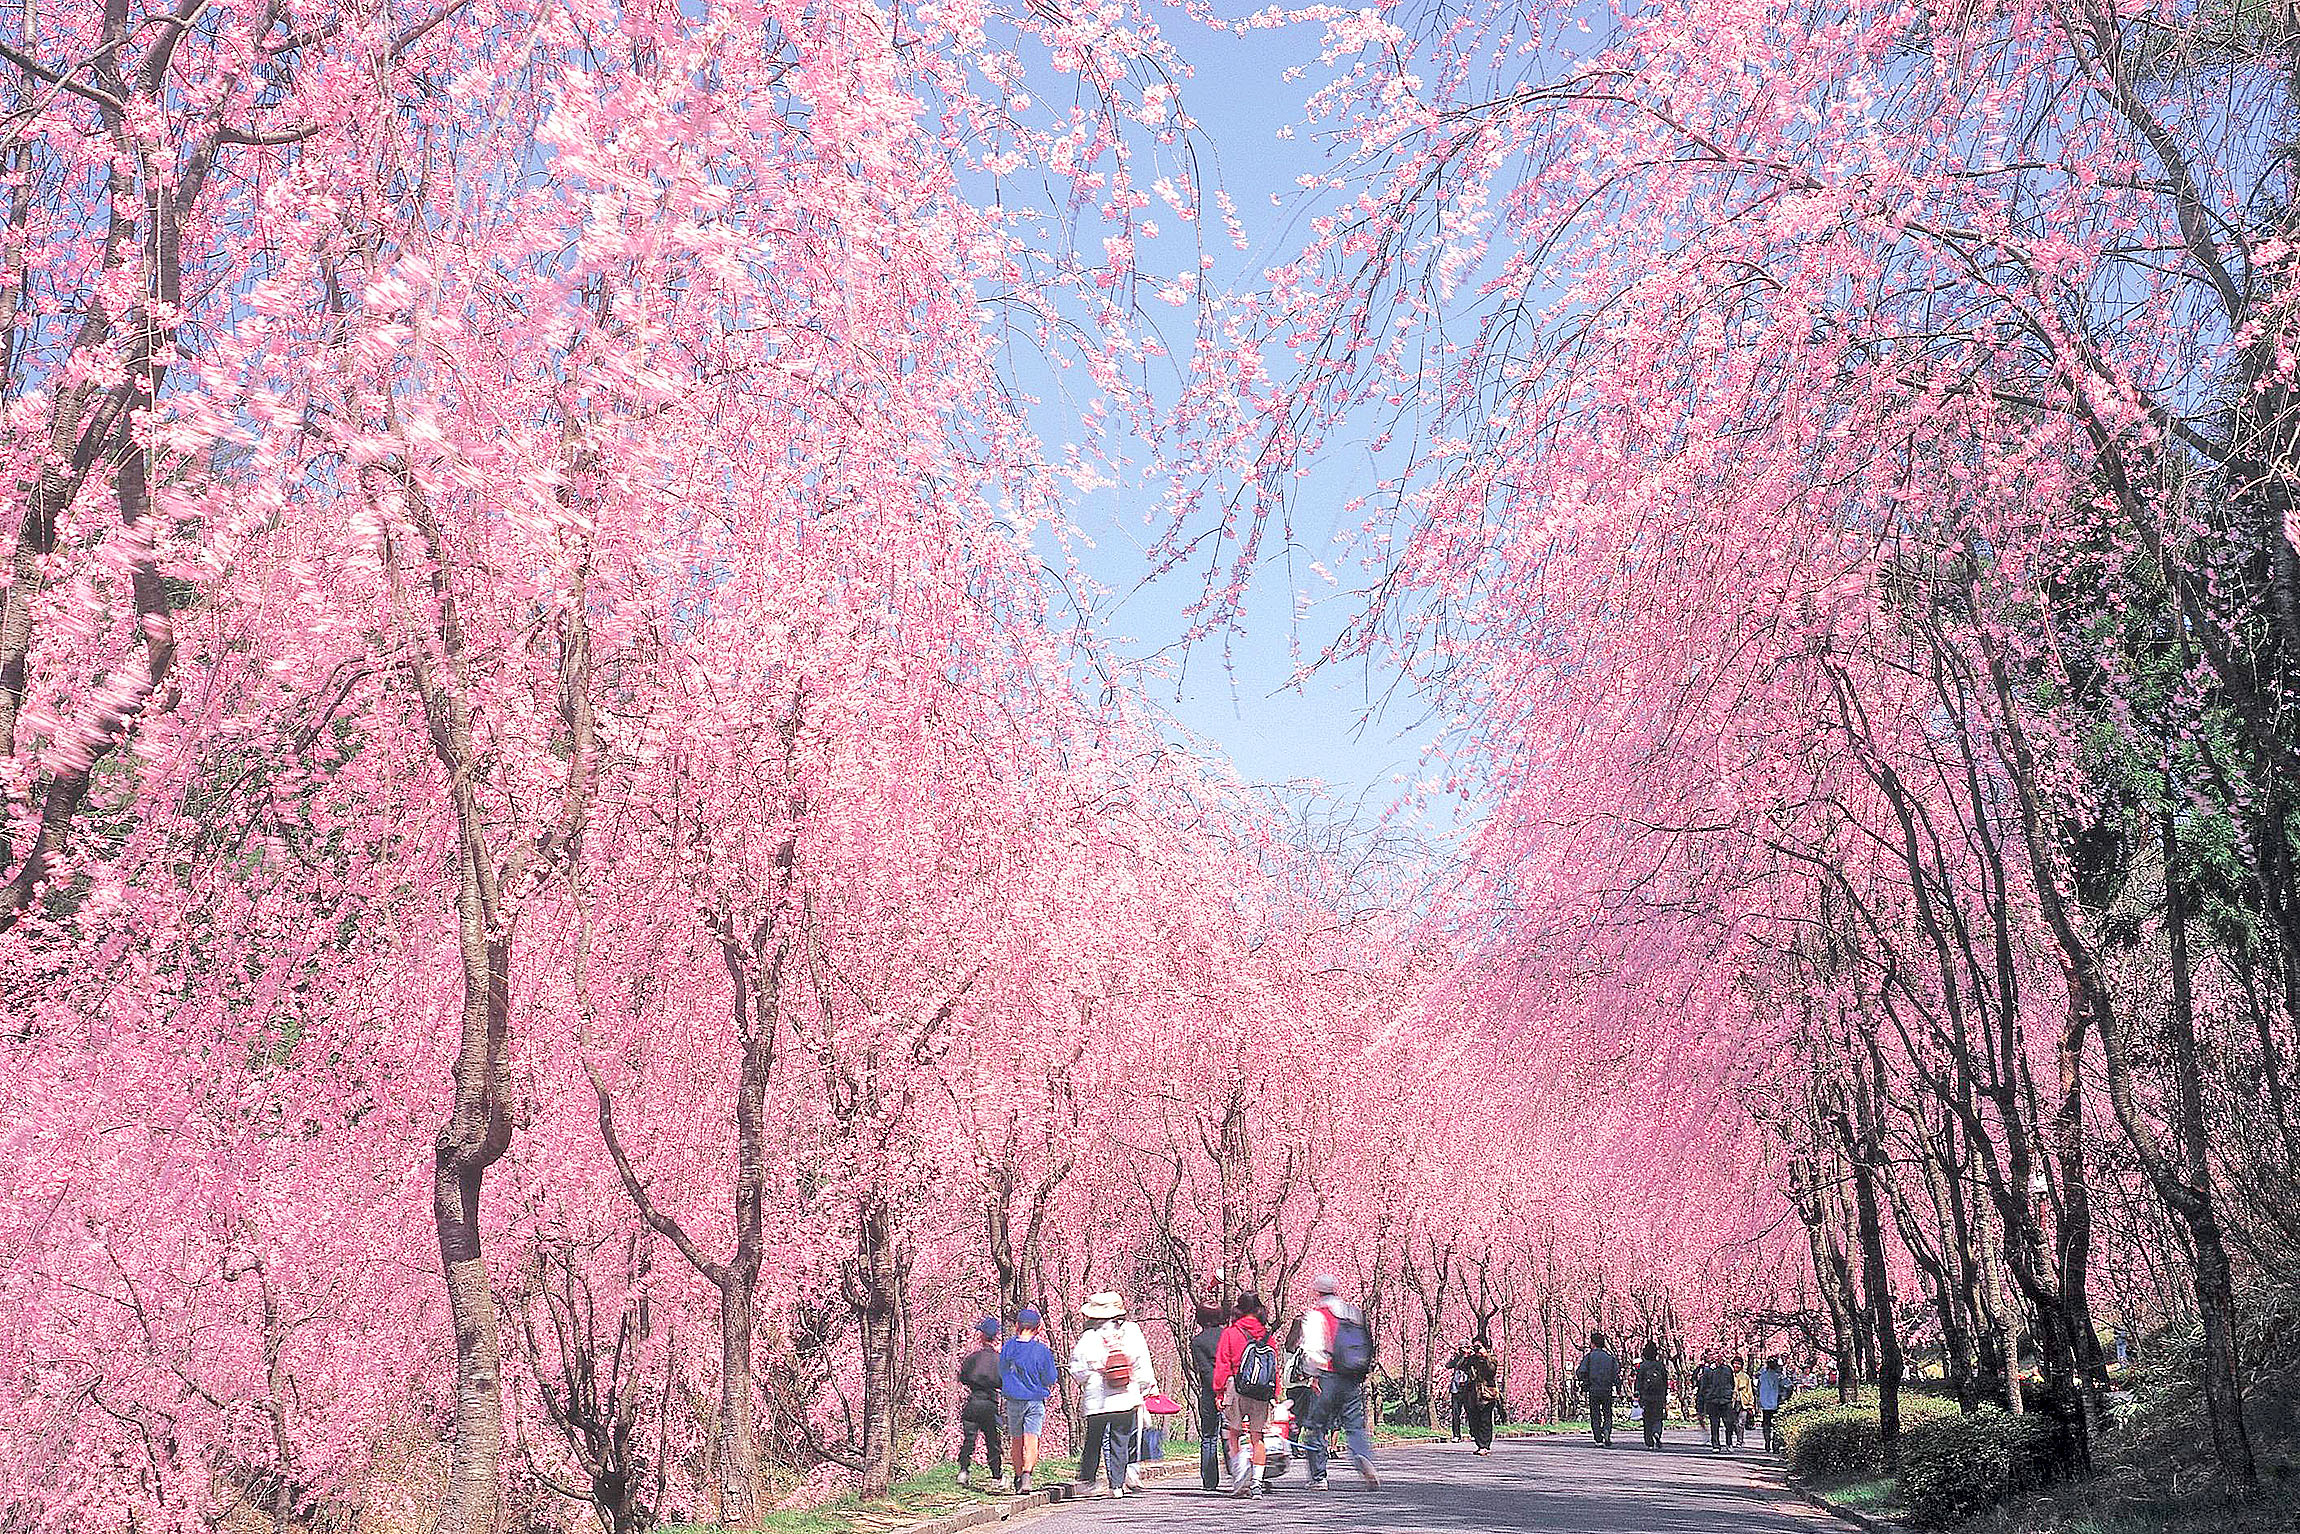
[{"left": 1025, "top": 1435, "right": 1843, "bottom": 1533}]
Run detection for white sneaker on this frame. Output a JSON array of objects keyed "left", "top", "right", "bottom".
[{"left": 1111, "top": 1488, "right": 1125, "bottom": 1500}]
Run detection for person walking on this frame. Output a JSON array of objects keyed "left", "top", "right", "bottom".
[
  {"left": 1069, "top": 1292, "right": 1155, "bottom": 1499},
  {"left": 1299, "top": 1274, "right": 1381, "bottom": 1489},
  {"left": 956, "top": 1317, "right": 1005, "bottom": 1489},
  {"left": 1282, "top": 1314, "right": 1317, "bottom": 1435},
  {"left": 1190, "top": 1301, "right": 1227, "bottom": 1491},
  {"left": 1574, "top": 1330, "right": 1621, "bottom": 1448},
  {"left": 999, "top": 1307, "right": 1059, "bottom": 1494},
  {"left": 1729, "top": 1356, "right": 1756, "bottom": 1449},
  {"left": 1756, "top": 1355, "right": 1789, "bottom": 1454},
  {"left": 1445, "top": 1347, "right": 1472, "bottom": 1441},
  {"left": 1458, "top": 1332, "right": 1502, "bottom": 1455},
  {"left": 1694, "top": 1351, "right": 1734, "bottom": 1451},
  {"left": 1212, "top": 1292, "right": 1280, "bottom": 1497},
  {"left": 1632, "top": 1340, "right": 1670, "bottom": 1449}
]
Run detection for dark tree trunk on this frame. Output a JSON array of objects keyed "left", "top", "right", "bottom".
[
  {"left": 435, "top": 902, "right": 514, "bottom": 1534},
  {"left": 2088, "top": 793, "right": 2257, "bottom": 1485},
  {"left": 849, "top": 1198, "right": 908, "bottom": 1496},
  {"left": 1831, "top": 1079, "right": 1903, "bottom": 1447}
]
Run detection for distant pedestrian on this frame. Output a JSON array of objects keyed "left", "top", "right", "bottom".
[
  {"left": 1729, "top": 1357, "right": 1756, "bottom": 1449},
  {"left": 1190, "top": 1301, "right": 1227, "bottom": 1491},
  {"left": 1694, "top": 1351, "right": 1734, "bottom": 1451},
  {"left": 1756, "top": 1356, "right": 1788, "bottom": 1454},
  {"left": 1444, "top": 1345, "right": 1473, "bottom": 1440},
  {"left": 1213, "top": 1292, "right": 1280, "bottom": 1496},
  {"left": 999, "top": 1307, "right": 1059, "bottom": 1494},
  {"left": 1632, "top": 1341, "right": 1669, "bottom": 1449},
  {"left": 957, "top": 1317, "right": 1005, "bottom": 1488},
  {"left": 1457, "top": 1332, "right": 1502, "bottom": 1455},
  {"left": 1300, "top": 1274, "right": 1381, "bottom": 1489},
  {"left": 1575, "top": 1330, "right": 1621, "bottom": 1448},
  {"left": 1068, "top": 1292, "right": 1156, "bottom": 1499}
]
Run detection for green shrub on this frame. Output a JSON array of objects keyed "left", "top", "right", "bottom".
[
  {"left": 1784, "top": 1403, "right": 1888, "bottom": 1479},
  {"left": 1894, "top": 1406, "right": 2054, "bottom": 1528},
  {"left": 1777, "top": 1388, "right": 1839, "bottom": 1421},
  {"left": 1779, "top": 1392, "right": 1962, "bottom": 1482}
]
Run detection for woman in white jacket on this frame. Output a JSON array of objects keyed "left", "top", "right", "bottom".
[{"left": 1068, "top": 1292, "right": 1156, "bottom": 1498}]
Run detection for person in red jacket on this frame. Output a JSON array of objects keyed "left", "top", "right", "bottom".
[{"left": 1211, "top": 1293, "right": 1277, "bottom": 1497}]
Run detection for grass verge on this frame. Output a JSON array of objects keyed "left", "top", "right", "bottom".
[
  {"left": 1806, "top": 1470, "right": 1905, "bottom": 1520},
  {"left": 660, "top": 1442, "right": 1204, "bottom": 1534}
]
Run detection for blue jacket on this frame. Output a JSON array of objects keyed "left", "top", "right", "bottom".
[
  {"left": 1001, "top": 1336, "right": 1060, "bottom": 1402},
  {"left": 1757, "top": 1366, "right": 1788, "bottom": 1411}
]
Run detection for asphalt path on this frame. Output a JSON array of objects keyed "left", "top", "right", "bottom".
[{"left": 1024, "top": 1434, "right": 1842, "bottom": 1534}]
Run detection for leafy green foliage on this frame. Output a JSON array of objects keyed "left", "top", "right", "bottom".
[
  {"left": 1895, "top": 1406, "right": 2054, "bottom": 1528},
  {"left": 1781, "top": 1392, "right": 1961, "bottom": 1480}
]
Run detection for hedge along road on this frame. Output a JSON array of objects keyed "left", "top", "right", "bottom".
[{"left": 1020, "top": 1436, "right": 1844, "bottom": 1534}]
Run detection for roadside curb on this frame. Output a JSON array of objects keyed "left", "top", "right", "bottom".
[
  {"left": 1772, "top": 1468, "right": 1910, "bottom": 1534},
  {"left": 899, "top": 1456, "right": 1200, "bottom": 1533}
]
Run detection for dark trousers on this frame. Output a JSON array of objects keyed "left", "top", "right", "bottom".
[
  {"left": 1467, "top": 1400, "right": 1496, "bottom": 1450},
  {"left": 1588, "top": 1394, "right": 1614, "bottom": 1445},
  {"left": 1761, "top": 1407, "right": 1779, "bottom": 1453},
  {"left": 1706, "top": 1407, "right": 1728, "bottom": 1447},
  {"left": 1079, "top": 1413, "right": 1106, "bottom": 1483},
  {"left": 1449, "top": 1393, "right": 1468, "bottom": 1438},
  {"left": 1639, "top": 1395, "right": 1665, "bottom": 1447},
  {"left": 1086, "top": 1410, "right": 1137, "bottom": 1489},
  {"left": 959, "top": 1402, "right": 1003, "bottom": 1478},
  {"left": 1726, "top": 1405, "right": 1744, "bottom": 1447},
  {"left": 1199, "top": 1386, "right": 1224, "bottom": 1490}
]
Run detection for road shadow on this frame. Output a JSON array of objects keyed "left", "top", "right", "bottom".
[{"left": 1038, "top": 1437, "right": 1827, "bottom": 1532}]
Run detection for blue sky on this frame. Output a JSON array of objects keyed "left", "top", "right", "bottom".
[{"left": 1021, "top": 7, "right": 1453, "bottom": 823}]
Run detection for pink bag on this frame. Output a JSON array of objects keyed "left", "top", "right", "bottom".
[{"left": 1143, "top": 1393, "right": 1182, "bottom": 1416}]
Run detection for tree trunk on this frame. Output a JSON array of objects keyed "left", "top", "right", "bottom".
[
  {"left": 720, "top": 940, "right": 775, "bottom": 1521},
  {"left": 2159, "top": 795, "right": 2256, "bottom": 1486},
  {"left": 719, "top": 1273, "right": 762, "bottom": 1521},
  {"left": 850, "top": 1198, "right": 907, "bottom": 1496},
  {"left": 2087, "top": 791, "right": 2257, "bottom": 1486},
  {"left": 1837, "top": 1102, "right": 1903, "bottom": 1446},
  {"left": 436, "top": 907, "right": 514, "bottom": 1534},
  {"left": 1791, "top": 1153, "right": 1860, "bottom": 1402}
]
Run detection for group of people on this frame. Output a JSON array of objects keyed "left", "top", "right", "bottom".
[
  {"left": 1570, "top": 1332, "right": 1795, "bottom": 1453},
  {"left": 1690, "top": 1350, "right": 1793, "bottom": 1453},
  {"left": 957, "top": 1302, "right": 1802, "bottom": 1499},
  {"left": 955, "top": 1305, "right": 1064, "bottom": 1493},
  {"left": 953, "top": 1277, "right": 1386, "bottom": 1501},
  {"left": 955, "top": 1294, "right": 1174, "bottom": 1496}
]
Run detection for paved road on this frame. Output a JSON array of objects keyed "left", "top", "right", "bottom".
[{"left": 1026, "top": 1435, "right": 1842, "bottom": 1533}]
